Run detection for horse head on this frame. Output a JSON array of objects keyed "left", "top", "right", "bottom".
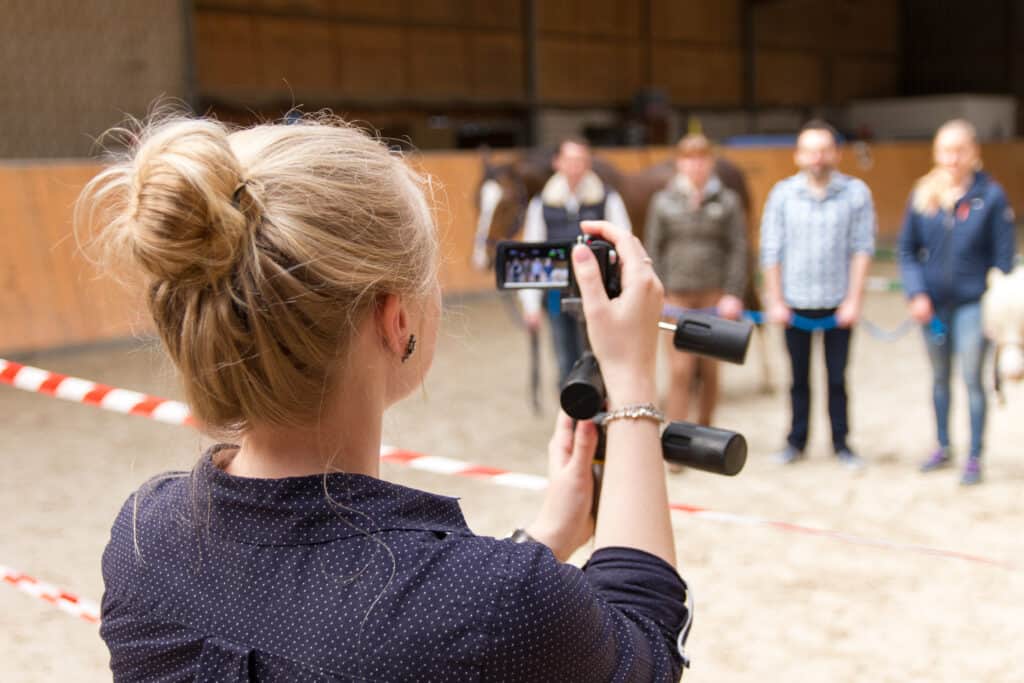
[
  {"left": 982, "top": 265, "right": 1024, "bottom": 382},
  {"left": 471, "top": 151, "right": 554, "bottom": 270}
]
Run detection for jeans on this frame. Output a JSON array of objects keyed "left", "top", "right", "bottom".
[
  {"left": 549, "top": 310, "right": 584, "bottom": 387},
  {"left": 925, "top": 301, "right": 987, "bottom": 458},
  {"left": 784, "top": 308, "right": 851, "bottom": 452}
]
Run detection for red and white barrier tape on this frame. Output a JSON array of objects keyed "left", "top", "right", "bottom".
[
  {"left": 1, "top": 565, "right": 100, "bottom": 624},
  {"left": 0, "top": 358, "right": 194, "bottom": 427},
  {"left": 2, "top": 358, "right": 1015, "bottom": 630}
]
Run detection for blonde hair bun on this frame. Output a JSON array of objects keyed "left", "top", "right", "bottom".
[
  {"left": 78, "top": 113, "right": 438, "bottom": 432},
  {"left": 114, "top": 118, "right": 253, "bottom": 285}
]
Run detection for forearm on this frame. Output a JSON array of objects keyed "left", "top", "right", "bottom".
[
  {"left": 593, "top": 379, "right": 676, "bottom": 568},
  {"left": 846, "top": 253, "right": 872, "bottom": 304},
  {"left": 763, "top": 264, "right": 784, "bottom": 305}
]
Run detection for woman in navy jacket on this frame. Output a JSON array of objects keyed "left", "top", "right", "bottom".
[
  {"left": 898, "top": 119, "right": 1016, "bottom": 485},
  {"left": 81, "top": 114, "right": 689, "bottom": 681}
]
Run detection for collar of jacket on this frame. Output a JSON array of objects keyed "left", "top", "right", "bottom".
[
  {"left": 796, "top": 170, "right": 849, "bottom": 199},
  {"left": 541, "top": 170, "right": 606, "bottom": 207},
  {"left": 669, "top": 173, "right": 722, "bottom": 200}
]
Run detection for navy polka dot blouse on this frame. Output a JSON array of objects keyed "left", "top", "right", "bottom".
[{"left": 100, "top": 447, "right": 690, "bottom": 681}]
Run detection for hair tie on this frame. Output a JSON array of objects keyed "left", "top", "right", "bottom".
[{"left": 231, "top": 181, "right": 248, "bottom": 209}]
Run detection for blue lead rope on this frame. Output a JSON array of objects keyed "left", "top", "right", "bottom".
[{"left": 662, "top": 305, "right": 947, "bottom": 341}]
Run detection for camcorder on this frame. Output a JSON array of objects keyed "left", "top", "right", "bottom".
[{"left": 495, "top": 236, "right": 751, "bottom": 478}]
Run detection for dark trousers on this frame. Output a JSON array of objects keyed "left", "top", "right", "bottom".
[
  {"left": 784, "top": 308, "right": 851, "bottom": 452},
  {"left": 549, "top": 309, "right": 584, "bottom": 387}
]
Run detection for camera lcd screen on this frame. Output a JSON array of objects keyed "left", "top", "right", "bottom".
[{"left": 501, "top": 245, "right": 571, "bottom": 289}]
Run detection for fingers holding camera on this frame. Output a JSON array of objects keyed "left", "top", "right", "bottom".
[
  {"left": 527, "top": 412, "right": 597, "bottom": 561},
  {"left": 575, "top": 221, "right": 663, "bottom": 407}
]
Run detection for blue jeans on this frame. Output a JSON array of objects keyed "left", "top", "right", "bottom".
[{"left": 925, "top": 302, "right": 987, "bottom": 458}]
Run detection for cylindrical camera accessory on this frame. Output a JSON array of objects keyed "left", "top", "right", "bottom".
[
  {"left": 661, "top": 421, "right": 747, "bottom": 476},
  {"left": 671, "top": 312, "right": 753, "bottom": 365},
  {"left": 560, "top": 351, "right": 605, "bottom": 420}
]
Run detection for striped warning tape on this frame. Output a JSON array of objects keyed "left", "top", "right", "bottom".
[
  {"left": 1, "top": 357, "right": 1018, "bottom": 599},
  {"left": 1, "top": 565, "right": 101, "bottom": 624},
  {"left": 0, "top": 358, "right": 193, "bottom": 427}
]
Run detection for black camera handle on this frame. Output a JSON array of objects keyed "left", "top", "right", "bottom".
[{"left": 559, "top": 304, "right": 750, "bottom": 477}]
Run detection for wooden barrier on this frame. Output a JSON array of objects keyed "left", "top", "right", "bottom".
[{"left": 3, "top": 142, "right": 1023, "bottom": 354}]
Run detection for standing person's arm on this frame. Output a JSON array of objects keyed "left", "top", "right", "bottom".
[
  {"left": 605, "top": 191, "right": 634, "bottom": 233},
  {"left": 898, "top": 202, "right": 933, "bottom": 323},
  {"left": 759, "top": 187, "right": 791, "bottom": 324},
  {"left": 836, "top": 186, "right": 877, "bottom": 327},
  {"left": 718, "top": 197, "right": 748, "bottom": 320},
  {"left": 642, "top": 192, "right": 663, "bottom": 275},
  {"left": 519, "top": 198, "right": 545, "bottom": 329},
  {"left": 990, "top": 190, "right": 1017, "bottom": 274}
]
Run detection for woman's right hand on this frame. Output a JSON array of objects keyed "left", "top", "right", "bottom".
[
  {"left": 573, "top": 221, "right": 664, "bottom": 408},
  {"left": 909, "top": 293, "right": 934, "bottom": 324}
]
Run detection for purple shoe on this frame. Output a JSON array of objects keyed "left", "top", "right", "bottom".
[
  {"left": 919, "top": 447, "right": 952, "bottom": 473},
  {"left": 960, "top": 457, "right": 982, "bottom": 486}
]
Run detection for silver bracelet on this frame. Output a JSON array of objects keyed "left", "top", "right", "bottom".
[{"left": 594, "top": 402, "right": 665, "bottom": 427}]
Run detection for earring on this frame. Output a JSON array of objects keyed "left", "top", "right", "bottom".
[{"left": 401, "top": 334, "right": 417, "bottom": 363}]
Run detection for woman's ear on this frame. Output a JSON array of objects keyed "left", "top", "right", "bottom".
[{"left": 376, "top": 293, "right": 410, "bottom": 358}]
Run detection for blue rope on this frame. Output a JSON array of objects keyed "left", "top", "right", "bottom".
[{"left": 662, "top": 305, "right": 947, "bottom": 341}]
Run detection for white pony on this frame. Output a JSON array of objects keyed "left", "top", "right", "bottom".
[{"left": 982, "top": 265, "right": 1024, "bottom": 382}]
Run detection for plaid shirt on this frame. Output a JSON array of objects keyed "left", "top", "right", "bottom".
[{"left": 760, "top": 172, "right": 876, "bottom": 308}]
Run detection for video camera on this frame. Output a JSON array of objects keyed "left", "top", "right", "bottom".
[{"left": 495, "top": 236, "right": 751, "bottom": 477}]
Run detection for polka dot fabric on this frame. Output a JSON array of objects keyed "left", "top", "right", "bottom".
[{"left": 100, "top": 447, "right": 689, "bottom": 681}]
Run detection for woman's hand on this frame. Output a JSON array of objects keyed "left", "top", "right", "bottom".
[
  {"left": 909, "top": 293, "right": 933, "bottom": 324},
  {"left": 574, "top": 220, "right": 664, "bottom": 408},
  {"left": 526, "top": 412, "right": 598, "bottom": 562}
]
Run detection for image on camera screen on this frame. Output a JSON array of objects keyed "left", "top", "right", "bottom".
[{"left": 502, "top": 245, "right": 570, "bottom": 289}]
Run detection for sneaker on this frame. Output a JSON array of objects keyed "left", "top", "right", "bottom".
[
  {"left": 835, "top": 447, "right": 865, "bottom": 470},
  {"left": 919, "top": 447, "right": 953, "bottom": 473},
  {"left": 960, "top": 457, "right": 982, "bottom": 486},
  {"left": 774, "top": 445, "right": 804, "bottom": 465}
]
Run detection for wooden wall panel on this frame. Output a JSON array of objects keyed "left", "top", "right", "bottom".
[
  {"left": 466, "top": 0, "right": 521, "bottom": 29},
  {"left": 831, "top": 0, "right": 900, "bottom": 55},
  {"left": 257, "top": 17, "right": 335, "bottom": 94},
  {"left": 537, "top": 39, "right": 641, "bottom": 105},
  {"left": 756, "top": 51, "right": 822, "bottom": 106},
  {"left": 256, "top": 0, "right": 333, "bottom": 12},
  {"left": 407, "top": 28, "right": 471, "bottom": 100},
  {"left": 469, "top": 33, "right": 524, "bottom": 101},
  {"left": 0, "top": 164, "right": 147, "bottom": 355},
  {"left": 832, "top": 59, "right": 900, "bottom": 105},
  {"left": 335, "top": 25, "right": 405, "bottom": 99},
  {"left": 402, "top": 0, "right": 463, "bottom": 25},
  {"left": 195, "top": 12, "right": 263, "bottom": 92},
  {"left": 331, "top": 0, "right": 402, "bottom": 21},
  {"left": 652, "top": 46, "right": 743, "bottom": 106},
  {"left": 649, "top": 0, "right": 741, "bottom": 44},
  {"left": 755, "top": 0, "right": 834, "bottom": 51},
  {"left": 536, "top": 39, "right": 580, "bottom": 103}
]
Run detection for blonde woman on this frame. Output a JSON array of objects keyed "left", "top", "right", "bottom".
[
  {"left": 898, "top": 119, "right": 1016, "bottom": 485},
  {"left": 81, "top": 115, "right": 689, "bottom": 680},
  {"left": 644, "top": 134, "right": 747, "bottom": 430}
]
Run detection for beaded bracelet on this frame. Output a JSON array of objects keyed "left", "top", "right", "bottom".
[{"left": 594, "top": 402, "right": 665, "bottom": 427}]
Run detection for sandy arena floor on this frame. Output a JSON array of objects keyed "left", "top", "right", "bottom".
[{"left": 2, "top": 262, "right": 1023, "bottom": 682}]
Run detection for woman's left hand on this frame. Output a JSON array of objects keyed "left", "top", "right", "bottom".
[{"left": 526, "top": 412, "right": 597, "bottom": 562}]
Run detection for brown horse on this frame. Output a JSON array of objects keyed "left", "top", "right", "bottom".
[{"left": 472, "top": 149, "right": 774, "bottom": 394}]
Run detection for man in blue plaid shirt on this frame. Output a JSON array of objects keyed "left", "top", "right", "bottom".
[{"left": 759, "top": 120, "right": 876, "bottom": 468}]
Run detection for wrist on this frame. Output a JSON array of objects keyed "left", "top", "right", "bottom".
[{"left": 604, "top": 375, "right": 657, "bottom": 410}]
